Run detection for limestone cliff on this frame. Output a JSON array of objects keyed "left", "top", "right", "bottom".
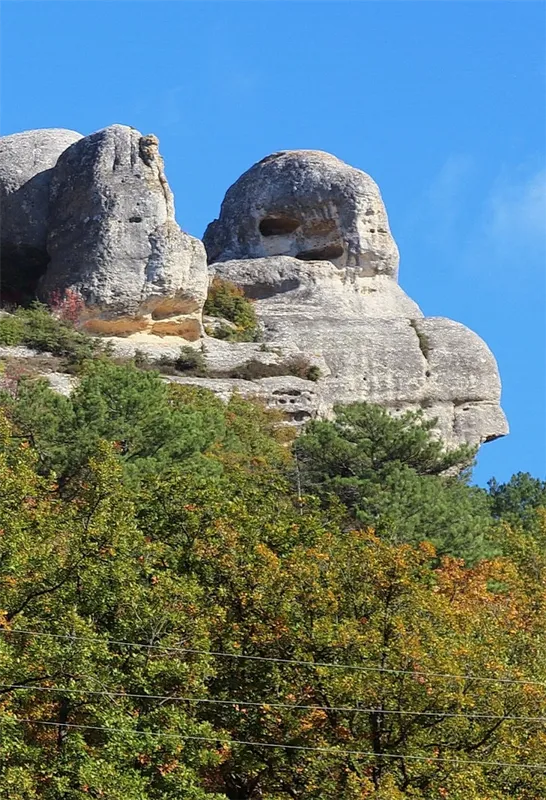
[
  {"left": 202, "top": 150, "right": 508, "bottom": 446},
  {"left": 0, "top": 130, "right": 508, "bottom": 448}
]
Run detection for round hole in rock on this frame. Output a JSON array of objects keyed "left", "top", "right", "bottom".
[
  {"left": 259, "top": 216, "right": 300, "bottom": 236},
  {"left": 296, "top": 243, "right": 344, "bottom": 261}
]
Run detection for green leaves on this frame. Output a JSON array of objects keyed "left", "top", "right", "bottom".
[
  {"left": 5, "top": 361, "right": 226, "bottom": 488},
  {"left": 203, "top": 278, "right": 260, "bottom": 342},
  {"left": 295, "top": 403, "right": 490, "bottom": 560},
  {"left": 0, "top": 303, "right": 102, "bottom": 366},
  {"left": 0, "top": 366, "right": 545, "bottom": 798}
]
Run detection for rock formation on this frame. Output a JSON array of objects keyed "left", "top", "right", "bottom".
[
  {"left": 39, "top": 125, "right": 208, "bottom": 339},
  {"left": 0, "top": 128, "right": 83, "bottom": 299},
  {"left": 0, "top": 130, "right": 508, "bottom": 448},
  {"left": 204, "top": 150, "right": 508, "bottom": 447},
  {"left": 203, "top": 150, "right": 399, "bottom": 276}
]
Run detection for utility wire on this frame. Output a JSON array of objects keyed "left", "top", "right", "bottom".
[
  {"left": 2, "top": 683, "right": 545, "bottom": 723},
  {"left": 7, "top": 718, "right": 546, "bottom": 771},
  {"left": 2, "top": 628, "right": 544, "bottom": 687}
]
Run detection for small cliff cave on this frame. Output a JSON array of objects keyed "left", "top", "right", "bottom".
[
  {"left": 0, "top": 245, "right": 48, "bottom": 306},
  {"left": 259, "top": 216, "right": 300, "bottom": 236}
]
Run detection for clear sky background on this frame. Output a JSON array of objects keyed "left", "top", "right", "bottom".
[{"left": 1, "top": 1, "right": 544, "bottom": 485}]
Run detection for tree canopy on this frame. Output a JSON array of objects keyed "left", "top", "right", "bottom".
[{"left": 0, "top": 361, "right": 544, "bottom": 799}]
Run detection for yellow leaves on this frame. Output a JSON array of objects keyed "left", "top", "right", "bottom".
[
  {"left": 215, "top": 743, "right": 232, "bottom": 761},
  {"left": 254, "top": 541, "right": 280, "bottom": 570},
  {"left": 418, "top": 540, "right": 437, "bottom": 559},
  {"left": 299, "top": 708, "right": 328, "bottom": 732}
]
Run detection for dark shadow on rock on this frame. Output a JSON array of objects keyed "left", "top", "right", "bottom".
[{"left": 1, "top": 169, "right": 53, "bottom": 303}]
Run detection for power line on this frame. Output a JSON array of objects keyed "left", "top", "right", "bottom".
[
  {"left": 8, "top": 718, "right": 546, "bottom": 771},
  {"left": 2, "top": 683, "right": 545, "bottom": 723},
  {"left": 3, "top": 628, "right": 543, "bottom": 688}
]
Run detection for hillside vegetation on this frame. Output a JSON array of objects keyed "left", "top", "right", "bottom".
[{"left": 0, "top": 352, "right": 545, "bottom": 799}]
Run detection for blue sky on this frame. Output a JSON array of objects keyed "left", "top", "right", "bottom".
[{"left": 1, "top": 1, "right": 544, "bottom": 485}]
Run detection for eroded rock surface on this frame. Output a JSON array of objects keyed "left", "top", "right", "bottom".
[
  {"left": 204, "top": 150, "right": 399, "bottom": 277},
  {"left": 0, "top": 128, "right": 83, "bottom": 298},
  {"left": 0, "top": 132, "right": 508, "bottom": 450},
  {"left": 203, "top": 150, "right": 508, "bottom": 448},
  {"left": 40, "top": 125, "right": 208, "bottom": 339}
]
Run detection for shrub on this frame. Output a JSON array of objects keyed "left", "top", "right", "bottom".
[
  {"left": 305, "top": 364, "right": 322, "bottom": 382},
  {"left": 155, "top": 346, "right": 208, "bottom": 377},
  {"left": 204, "top": 277, "right": 260, "bottom": 342},
  {"left": 0, "top": 314, "right": 26, "bottom": 346},
  {"left": 0, "top": 304, "right": 102, "bottom": 367},
  {"left": 284, "top": 355, "right": 321, "bottom": 382},
  {"left": 207, "top": 321, "right": 238, "bottom": 341},
  {"left": 409, "top": 318, "right": 430, "bottom": 358},
  {"left": 228, "top": 355, "right": 321, "bottom": 382},
  {"left": 49, "top": 288, "right": 85, "bottom": 324},
  {"left": 175, "top": 346, "right": 207, "bottom": 374},
  {"left": 133, "top": 349, "right": 152, "bottom": 369}
]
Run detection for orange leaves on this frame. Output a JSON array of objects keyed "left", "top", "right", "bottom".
[{"left": 157, "top": 759, "right": 180, "bottom": 776}]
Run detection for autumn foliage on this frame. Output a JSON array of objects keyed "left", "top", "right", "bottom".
[{"left": 0, "top": 363, "right": 544, "bottom": 799}]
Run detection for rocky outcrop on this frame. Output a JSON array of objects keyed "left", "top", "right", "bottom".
[
  {"left": 207, "top": 256, "right": 507, "bottom": 447},
  {"left": 203, "top": 149, "right": 399, "bottom": 277},
  {"left": 203, "top": 150, "right": 508, "bottom": 448},
  {"left": 0, "top": 131, "right": 508, "bottom": 450},
  {"left": 0, "top": 128, "right": 83, "bottom": 299},
  {"left": 39, "top": 125, "right": 208, "bottom": 339}
]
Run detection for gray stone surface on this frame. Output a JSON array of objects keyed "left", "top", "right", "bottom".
[
  {"left": 201, "top": 148, "right": 508, "bottom": 448},
  {"left": 204, "top": 150, "right": 400, "bottom": 277},
  {"left": 166, "top": 375, "right": 323, "bottom": 424},
  {"left": 205, "top": 255, "right": 507, "bottom": 446},
  {"left": 211, "top": 256, "right": 422, "bottom": 320},
  {"left": 42, "top": 372, "right": 78, "bottom": 397},
  {"left": 40, "top": 125, "right": 208, "bottom": 339},
  {"left": 0, "top": 128, "right": 83, "bottom": 296}
]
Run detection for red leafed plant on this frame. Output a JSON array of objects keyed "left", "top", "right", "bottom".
[{"left": 49, "top": 288, "right": 85, "bottom": 324}]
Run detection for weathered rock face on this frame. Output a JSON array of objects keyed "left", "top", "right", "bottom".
[
  {"left": 0, "top": 128, "right": 83, "bottom": 298},
  {"left": 204, "top": 150, "right": 508, "bottom": 449},
  {"left": 0, "top": 130, "right": 508, "bottom": 450},
  {"left": 209, "top": 256, "right": 507, "bottom": 447},
  {"left": 204, "top": 150, "right": 400, "bottom": 277},
  {"left": 39, "top": 125, "right": 208, "bottom": 339}
]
